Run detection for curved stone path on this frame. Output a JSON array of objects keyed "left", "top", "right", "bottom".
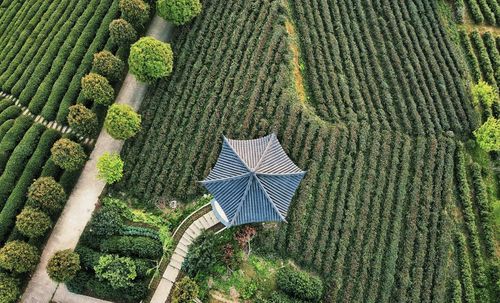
[
  {"left": 21, "top": 16, "right": 173, "bottom": 303},
  {"left": 150, "top": 211, "right": 219, "bottom": 303},
  {"left": 0, "top": 92, "right": 94, "bottom": 145}
]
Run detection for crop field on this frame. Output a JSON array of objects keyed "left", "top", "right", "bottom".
[
  {"left": 0, "top": 0, "right": 119, "bottom": 122},
  {"left": 119, "top": 0, "right": 498, "bottom": 302}
]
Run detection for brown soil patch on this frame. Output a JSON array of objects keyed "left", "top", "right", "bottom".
[{"left": 285, "top": 21, "right": 307, "bottom": 104}]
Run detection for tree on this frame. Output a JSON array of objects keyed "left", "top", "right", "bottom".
[
  {"left": 97, "top": 153, "right": 124, "bottom": 184},
  {"left": 109, "top": 19, "right": 137, "bottom": 46},
  {"left": 119, "top": 0, "right": 150, "bottom": 28},
  {"left": 0, "top": 273, "right": 19, "bottom": 303},
  {"left": 94, "top": 255, "right": 137, "bottom": 289},
  {"left": 0, "top": 241, "right": 39, "bottom": 274},
  {"left": 67, "top": 104, "right": 98, "bottom": 137},
  {"left": 15, "top": 207, "right": 52, "bottom": 238},
  {"left": 129, "top": 37, "right": 173, "bottom": 83},
  {"left": 157, "top": 0, "right": 202, "bottom": 25},
  {"left": 104, "top": 104, "right": 141, "bottom": 140},
  {"left": 51, "top": 138, "right": 87, "bottom": 171},
  {"left": 27, "top": 177, "right": 67, "bottom": 213},
  {"left": 47, "top": 250, "right": 81, "bottom": 283},
  {"left": 93, "top": 51, "right": 125, "bottom": 82},
  {"left": 171, "top": 277, "right": 199, "bottom": 303},
  {"left": 235, "top": 225, "right": 256, "bottom": 255},
  {"left": 472, "top": 81, "right": 498, "bottom": 107},
  {"left": 81, "top": 73, "right": 115, "bottom": 106},
  {"left": 88, "top": 207, "right": 124, "bottom": 237},
  {"left": 474, "top": 117, "right": 500, "bottom": 152}
]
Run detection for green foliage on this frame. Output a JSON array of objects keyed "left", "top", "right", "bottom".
[
  {"left": 471, "top": 81, "right": 498, "bottom": 107},
  {"left": 81, "top": 73, "right": 115, "bottom": 106},
  {"left": 129, "top": 37, "right": 174, "bottom": 83},
  {"left": 119, "top": 0, "right": 150, "bottom": 28},
  {"left": 0, "top": 241, "right": 39, "bottom": 273},
  {"left": 88, "top": 207, "right": 124, "bottom": 238},
  {"left": 47, "top": 249, "right": 81, "bottom": 283},
  {"left": 94, "top": 254, "right": 137, "bottom": 289},
  {"left": 15, "top": 207, "right": 52, "bottom": 238},
  {"left": 97, "top": 153, "right": 124, "bottom": 184},
  {"left": 172, "top": 277, "right": 199, "bottom": 303},
  {"left": 51, "top": 138, "right": 87, "bottom": 171},
  {"left": 27, "top": 177, "right": 67, "bottom": 213},
  {"left": 0, "top": 273, "right": 19, "bottom": 303},
  {"left": 157, "top": 0, "right": 202, "bottom": 25},
  {"left": 100, "top": 235, "right": 163, "bottom": 259},
  {"left": 474, "top": 117, "right": 500, "bottom": 151},
  {"left": 276, "top": 266, "right": 323, "bottom": 302},
  {"left": 183, "top": 232, "right": 222, "bottom": 277},
  {"left": 109, "top": 19, "right": 138, "bottom": 47},
  {"left": 92, "top": 51, "right": 125, "bottom": 82},
  {"left": 67, "top": 104, "right": 98, "bottom": 137},
  {"left": 104, "top": 104, "right": 141, "bottom": 140}
]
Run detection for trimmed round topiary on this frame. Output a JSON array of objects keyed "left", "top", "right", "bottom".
[
  {"left": 51, "top": 138, "right": 87, "bottom": 171},
  {"left": 15, "top": 207, "right": 52, "bottom": 238},
  {"left": 119, "top": 0, "right": 150, "bottom": 28},
  {"left": 67, "top": 104, "right": 98, "bottom": 137},
  {"left": 81, "top": 73, "right": 115, "bottom": 106},
  {"left": 172, "top": 276, "right": 199, "bottom": 303},
  {"left": 97, "top": 153, "right": 124, "bottom": 184},
  {"left": 0, "top": 273, "right": 19, "bottom": 303},
  {"left": 157, "top": 0, "right": 202, "bottom": 25},
  {"left": 27, "top": 177, "right": 67, "bottom": 213},
  {"left": 47, "top": 249, "right": 81, "bottom": 283},
  {"left": 0, "top": 241, "right": 39, "bottom": 274},
  {"left": 109, "top": 19, "right": 138, "bottom": 46},
  {"left": 129, "top": 37, "right": 173, "bottom": 83},
  {"left": 93, "top": 51, "right": 125, "bottom": 82},
  {"left": 104, "top": 104, "right": 141, "bottom": 140}
]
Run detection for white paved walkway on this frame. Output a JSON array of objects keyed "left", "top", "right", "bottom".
[
  {"left": 150, "top": 211, "right": 219, "bottom": 303},
  {"left": 21, "top": 16, "right": 173, "bottom": 303}
]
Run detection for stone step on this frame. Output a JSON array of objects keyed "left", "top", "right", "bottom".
[
  {"left": 193, "top": 220, "right": 204, "bottom": 230},
  {"left": 174, "top": 246, "right": 187, "bottom": 258},
  {"left": 163, "top": 265, "right": 180, "bottom": 282},
  {"left": 170, "top": 258, "right": 182, "bottom": 270},
  {"left": 179, "top": 237, "right": 191, "bottom": 247},
  {"left": 150, "top": 279, "right": 173, "bottom": 303},
  {"left": 177, "top": 242, "right": 188, "bottom": 254}
]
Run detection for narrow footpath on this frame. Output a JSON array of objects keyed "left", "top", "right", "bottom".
[{"left": 21, "top": 16, "right": 173, "bottom": 303}]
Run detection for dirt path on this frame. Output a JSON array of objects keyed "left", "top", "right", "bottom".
[{"left": 21, "top": 16, "right": 173, "bottom": 303}]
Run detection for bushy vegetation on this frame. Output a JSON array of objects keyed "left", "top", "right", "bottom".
[
  {"left": 0, "top": 241, "right": 39, "bottom": 274},
  {"left": 276, "top": 267, "right": 323, "bottom": 302},
  {"left": 104, "top": 104, "right": 141, "bottom": 140},
  {"left": 67, "top": 104, "right": 98, "bottom": 137},
  {"left": 157, "top": 0, "right": 202, "bottom": 25},
  {"left": 97, "top": 153, "right": 124, "bottom": 184},
  {"left": 51, "top": 138, "right": 87, "bottom": 171},
  {"left": 119, "top": 0, "right": 150, "bottom": 28},
  {"left": 47, "top": 249, "right": 81, "bottom": 283},
  {"left": 109, "top": 19, "right": 138, "bottom": 47},
  {"left": 474, "top": 117, "right": 500, "bottom": 151},
  {"left": 92, "top": 51, "right": 125, "bottom": 82},
  {"left": 129, "top": 37, "right": 174, "bottom": 83},
  {"left": 81, "top": 73, "right": 115, "bottom": 106},
  {"left": 0, "top": 273, "right": 19, "bottom": 303},
  {"left": 15, "top": 207, "right": 52, "bottom": 238},
  {"left": 171, "top": 276, "right": 199, "bottom": 303},
  {"left": 94, "top": 254, "right": 137, "bottom": 289}
]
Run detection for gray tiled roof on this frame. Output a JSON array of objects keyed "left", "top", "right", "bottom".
[{"left": 201, "top": 134, "right": 305, "bottom": 226}]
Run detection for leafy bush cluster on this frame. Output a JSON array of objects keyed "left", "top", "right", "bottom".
[
  {"left": 81, "top": 73, "right": 115, "bottom": 106},
  {"left": 157, "top": 0, "right": 202, "bottom": 25},
  {"left": 104, "top": 104, "right": 142, "bottom": 140},
  {"left": 92, "top": 51, "right": 125, "bottom": 82},
  {"left": 94, "top": 254, "right": 137, "bottom": 289},
  {"left": 27, "top": 176, "right": 67, "bottom": 213},
  {"left": 100, "top": 235, "right": 163, "bottom": 259},
  {"left": 67, "top": 104, "right": 98, "bottom": 138},
  {"left": 0, "top": 273, "right": 19, "bottom": 303},
  {"left": 462, "top": 0, "right": 499, "bottom": 25},
  {"left": 0, "top": 241, "right": 39, "bottom": 274},
  {"left": 109, "top": 19, "right": 138, "bottom": 47},
  {"left": 474, "top": 117, "right": 500, "bottom": 151},
  {"left": 51, "top": 138, "right": 87, "bottom": 171},
  {"left": 276, "top": 266, "right": 323, "bottom": 302},
  {"left": 129, "top": 37, "right": 174, "bottom": 83},
  {"left": 15, "top": 207, "right": 52, "bottom": 238},
  {"left": 119, "top": 0, "right": 150, "bottom": 28},
  {"left": 97, "top": 153, "right": 124, "bottom": 184},
  {"left": 47, "top": 249, "right": 81, "bottom": 283},
  {"left": 171, "top": 276, "right": 199, "bottom": 303}
]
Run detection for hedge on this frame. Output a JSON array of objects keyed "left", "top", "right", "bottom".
[{"left": 100, "top": 235, "right": 163, "bottom": 259}]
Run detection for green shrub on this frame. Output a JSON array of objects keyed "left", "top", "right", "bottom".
[
  {"left": 472, "top": 81, "right": 498, "bottom": 107},
  {"left": 119, "top": 0, "right": 150, "bottom": 27},
  {"left": 109, "top": 19, "right": 138, "bottom": 47},
  {"left": 51, "top": 138, "right": 87, "bottom": 171},
  {"left": 183, "top": 232, "right": 221, "bottom": 277},
  {"left": 171, "top": 276, "right": 199, "bottom": 303},
  {"left": 88, "top": 208, "right": 124, "bottom": 237},
  {"left": 92, "top": 51, "right": 125, "bottom": 82},
  {"left": 276, "top": 266, "right": 323, "bottom": 302},
  {"left": 474, "top": 117, "right": 500, "bottom": 151},
  {"left": 265, "top": 292, "right": 303, "bottom": 303},
  {"left": 27, "top": 177, "right": 67, "bottom": 213},
  {"left": 100, "top": 235, "right": 163, "bottom": 259},
  {"left": 47, "top": 249, "right": 81, "bottom": 283},
  {"left": 104, "top": 104, "right": 141, "bottom": 140},
  {"left": 94, "top": 254, "right": 137, "bottom": 289},
  {"left": 0, "top": 241, "right": 39, "bottom": 273},
  {"left": 157, "top": 0, "right": 202, "bottom": 25},
  {"left": 0, "top": 273, "right": 19, "bottom": 303},
  {"left": 15, "top": 207, "right": 52, "bottom": 238},
  {"left": 81, "top": 73, "right": 115, "bottom": 106},
  {"left": 97, "top": 153, "right": 124, "bottom": 184},
  {"left": 129, "top": 37, "right": 173, "bottom": 83},
  {"left": 67, "top": 104, "right": 98, "bottom": 137}
]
